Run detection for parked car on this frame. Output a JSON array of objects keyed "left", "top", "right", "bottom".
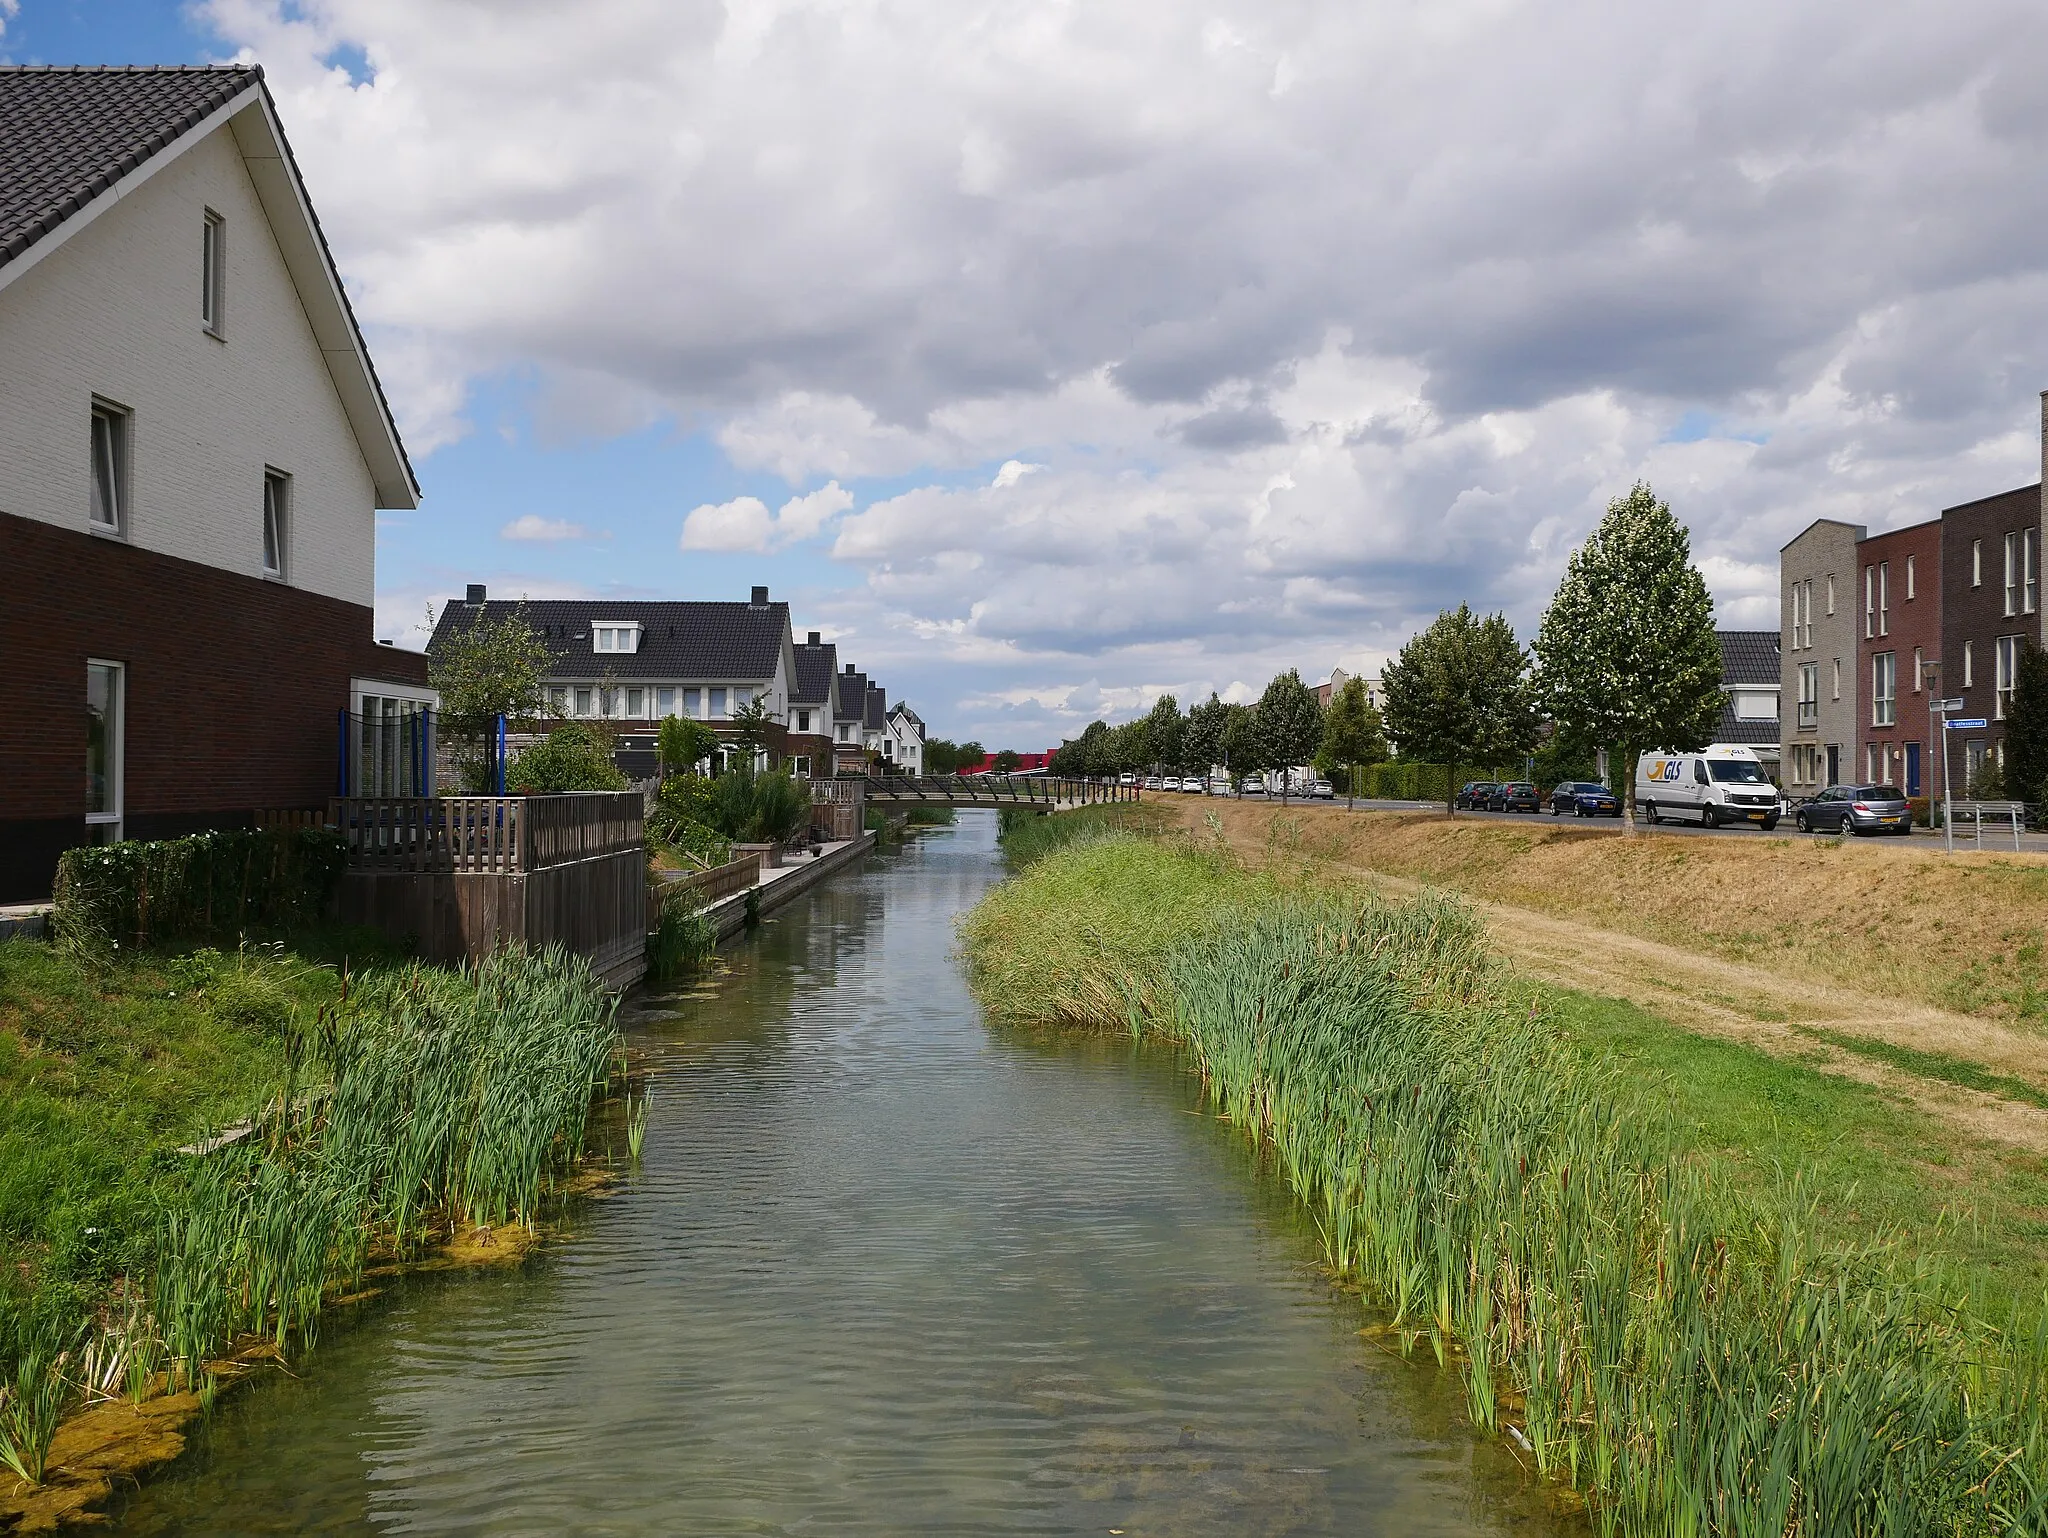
[
  {"left": 1454, "top": 781, "right": 1501, "bottom": 810},
  {"left": 1205, "top": 776, "right": 1233, "bottom": 795},
  {"left": 1548, "top": 781, "right": 1621, "bottom": 817},
  {"left": 1184, "top": 777, "right": 1208, "bottom": 794},
  {"left": 1309, "top": 779, "right": 1335, "bottom": 800},
  {"left": 1635, "top": 745, "right": 1781, "bottom": 830},
  {"left": 1240, "top": 777, "right": 1267, "bottom": 795},
  {"left": 1486, "top": 781, "right": 1540, "bottom": 812},
  {"left": 1794, "top": 784, "right": 1911, "bottom": 836},
  {"left": 1117, "top": 773, "right": 1137, "bottom": 786}
]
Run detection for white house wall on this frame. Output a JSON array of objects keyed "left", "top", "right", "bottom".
[{"left": 0, "top": 120, "right": 377, "bottom": 607}]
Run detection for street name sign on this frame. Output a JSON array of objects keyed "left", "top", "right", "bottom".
[{"left": 1945, "top": 718, "right": 1988, "bottom": 730}]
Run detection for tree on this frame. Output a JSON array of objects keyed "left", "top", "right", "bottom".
[
  {"left": 1380, "top": 604, "right": 1539, "bottom": 814},
  {"left": 992, "top": 748, "right": 1023, "bottom": 774},
  {"left": 1321, "top": 675, "right": 1389, "bottom": 808},
  {"left": 507, "top": 724, "right": 628, "bottom": 794},
  {"left": 1222, "top": 702, "right": 1261, "bottom": 789},
  {"left": 1253, "top": 671, "right": 1325, "bottom": 800},
  {"left": 925, "top": 738, "right": 961, "bottom": 774},
  {"left": 657, "top": 715, "right": 718, "bottom": 777},
  {"left": 1050, "top": 720, "right": 1108, "bottom": 778},
  {"left": 956, "top": 740, "right": 987, "bottom": 772},
  {"left": 1532, "top": 482, "right": 1723, "bottom": 832},
  {"left": 2004, "top": 642, "right": 2048, "bottom": 803},
  {"left": 729, "top": 695, "right": 777, "bottom": 767},
  {"left": 1143, "top": 694, "right": 1185, "bottom": 774},
  {"left": 1183, "top": 694, "right": 1229, "bottom": 779},
  {"left": 428, "top": 603, "right": 552, "bottom": 792}
]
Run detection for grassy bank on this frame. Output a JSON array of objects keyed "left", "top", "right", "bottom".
[
  {"left": 0, "top": 933, "right": 623, "bottom": 1515},
  {"left": 962, "top": 821, "right": 2048, "bottom": 1534},
  {"left": 1197, "top": 804, "right": 2048, "bottom": 1030}
]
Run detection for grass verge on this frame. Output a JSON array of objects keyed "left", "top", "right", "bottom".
[{"left": 963, "top": 820, "right": 2048, "bottom": 1534}]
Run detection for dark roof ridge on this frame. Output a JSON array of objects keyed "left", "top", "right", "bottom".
[{"left": 1939, "top": 483, "right": 2042, "bottom": 516}]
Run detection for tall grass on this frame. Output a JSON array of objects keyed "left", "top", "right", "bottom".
[
  {"left": 647, "top": 894, "right": 717, "bottom": 984},
  {"left": 964, "top": 836, "right": 2048, "bottom": 1534}
]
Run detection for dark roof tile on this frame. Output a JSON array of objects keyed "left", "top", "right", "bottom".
[
  {"left": 792, "top": 640, "right": 836, "bottom": 706},
  {"left": 0, "top": 65, "right": 260, "bottom": 270},
  {"left": 835, "top": 667, "right": 867, "bottom": 723},
  {"left": 428, "top": 598, "right": 789, "bottom": 681},
  {"left": 1718, "top": 629, "right": 1780, "bottom": 686},
  {"left": 863, "top": 683, "right": 886, "bottom": 731}
]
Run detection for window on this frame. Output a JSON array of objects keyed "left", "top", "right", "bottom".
[
  {"left": 574, "top": 687, "right": 592, "bottom": 715},
  {"left": 684, "top": 687, "right": 701, "bottom": 718},
  {"left": 625, "top": 687, "right": 644, "bottom": 716},
  {"left": 1872, "top": 652, "right": 1895, "bottom": 727},
  {"left": 592, "top": 623, "right": 640, "bottom": 654},
  {"left": 201, "top": 209, "right": 225, "bottom": 336},
  {"left": 1877, "top": 561, "right": 1889, "bottom": 636},
  {"left": 1997, "top": 635, "right": 2021, "bottom": 720},
  {"left": 89, "top": 401, "right": 130, "bottom": 534},
  {"left": 1798, "top": 663, "right": 1819, "bottom": 726},
  {"left": 2030, "top": 528, "right": 2040, "bottom": 616},
  {"left": 1867, "top": 744, "right": 1882, "bottom": 783},
  {"left": 657, "top": 687, "right": 676, "bottom": 716},
  {"left": 1906, "top": 554, "right": 1915, "bottom": 600},
  {"left": 2006, "top": 532, "right": 2023, "bottom": 617},
  {"left": 1831, "top": 658, "right": 1841, "bottom": 701},
  {"left": 1972, "top": 539, "right": 1983, "bottom": 588},
  {"left": 1825, "top": 574, "right": 1835, "bottom": 616},
  {"left": 790, "top": 755, "right": 811, "bottom": 778},
  {"left": 261, "top": 469, "right": 288, "bottom": 577},
  {"left": 795, "top": 709, "right": 812, "bottom": 733},
  {"left": 1963, "top": 640, "right": 1974, "bottom": 688},
  {"left": 549, "top": 687, "right": 568, "bottom": 715},
  {"left": 710, "top": 687, "right": 728, "bottom": 718},
  {"left": 1912, "top": 646, "right": 1923, "bottom": 693},
  {"left": 1864, "top": 565, "right": 1874, "bottom": 639},
  {"left": 86, "top": 661, "right": 123, "bottom": 843}
]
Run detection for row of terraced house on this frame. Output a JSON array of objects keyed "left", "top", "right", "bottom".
[
  {"left": 424, "top": 586, "right": 925, "bottom": 784},
  {"left": 1777, "top": 396, "right": 2048, "bottom": 799}
]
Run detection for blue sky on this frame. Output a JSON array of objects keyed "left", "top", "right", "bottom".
[{"left": 14, "top": 0, "right": 2048, "bottom": 748}]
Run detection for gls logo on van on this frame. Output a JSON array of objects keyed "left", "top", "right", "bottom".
[{"left": 1646, "top": 760, "right": 1682, "bottom": 783}]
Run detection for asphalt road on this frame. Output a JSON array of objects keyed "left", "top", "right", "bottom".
[{"left": 1173, "top": 792, "right": 2048, "bottom": 852}]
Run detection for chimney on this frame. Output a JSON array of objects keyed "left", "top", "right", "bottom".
[
  {"left": 466, "top": 583, "right": 486, "bottom": 604},
  {"left": 751, "top": 585, "right": 769, "bottom": 604},
  {"left": 808, "top": 631, "right": 821, "bottom": 646},
  {"left": 845, "top": 663, "right": 856, "bottom": 674}
]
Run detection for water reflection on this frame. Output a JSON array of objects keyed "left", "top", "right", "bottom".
[{"left": 115, "top": 813, "right": 1572, "bottom": 1536}]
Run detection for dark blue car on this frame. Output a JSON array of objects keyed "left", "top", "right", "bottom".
[{"left": 1548, "top": 780, "right": 1621, "bottom": 817}]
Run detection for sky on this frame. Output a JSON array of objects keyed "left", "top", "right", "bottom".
[{"left": 11, "top": 1, "right": 2048, "bottom": 749}]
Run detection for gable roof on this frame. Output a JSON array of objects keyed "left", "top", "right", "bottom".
[
  {"left": 1718, "top": 630, "right": 1780, "bottom": 688},
  {"left": 429, "top": 597, "right": 791, "bottom": 682},
  {"left": 0, "top": 65, "right": 417, "bottom": 508},
  {"left": 889, "top": 702, "right": 923, "bottom": 730},
  {"left": 792, "top": 638, "right": 837, "bottom": 707},
  {"left": 864, "top": 683, "right": 887, "bottom": 731},
  {"left": 835, "top": 666, "right": 867, "bottom": 722}
]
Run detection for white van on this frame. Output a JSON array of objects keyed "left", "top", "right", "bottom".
[{"left": 1635, "top": 744, "right": 1782, "bottom": 830}]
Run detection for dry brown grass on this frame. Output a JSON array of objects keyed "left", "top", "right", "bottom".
[{"left": 1164, "top": 799, "right": 2048, "bottom": 1151}]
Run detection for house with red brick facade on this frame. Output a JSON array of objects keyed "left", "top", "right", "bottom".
[
  {"left": 0, "top": 66, "right": 427, "bottom": 901},
  {"left": 1856, "top": 518, "right": 1942, "bottom": 794}
]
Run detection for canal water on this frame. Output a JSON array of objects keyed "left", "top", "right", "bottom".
[{"left": 115, "top": 814, "right": 1569, "bottom": 1536}]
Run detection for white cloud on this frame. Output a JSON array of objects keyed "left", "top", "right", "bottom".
[
  {"left": 500, "top": 514, "right": 587, "bottom": 542},
  {"left": 212, "top": 0, "right": 2048, "bottom": 743},
  {"left": 679, "top": 480, "right": 854, "bottom": 552}
]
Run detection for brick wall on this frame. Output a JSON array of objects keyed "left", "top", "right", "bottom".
[
  {"left": 1941, "top": 484, "right": 2043, "bottom": 788},
  {"left": 1856, "top": 519, "right": 1942, "bottom": 794},
  {"left": 0, "top": 509, "right": 424, "bottom": 900}
]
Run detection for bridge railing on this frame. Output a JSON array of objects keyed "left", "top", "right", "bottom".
[{"left": 865, "top": 774, "right": 1139, "bottom": 804}]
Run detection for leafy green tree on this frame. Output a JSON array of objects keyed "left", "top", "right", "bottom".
[
  {"left": 428, "top": 603, "right": 551, "bottom": 791},
  {"left": 925, "top": 738, "right": 961, "bottom": 774},
  {"left": 657, "top": 715, "right": 718, "bottom": 777},
  {"left": 1143, "top": 695, "right": 1185, "bottom": 774},
  {"left": 992, "top": 748, "right": 1023, "bottom": 774},
  {"left": 1321, "top": 675, "right": 1389, "bottom": 808},
  {"left": 2003, "top": 643, "right": 2048, "bottom": 805},
  {"left": 1182, "top": 694, "right": 1229, "bottom": 779},
  {"left": 1253, "top": 671, "right": 1325, "bottom": 799},
  {"left": 1050, "top": 721, "right": 1109, "bottom": 777},
  {"left": 1532, "top": 482, "right": 1723, "bottom": 831},
  {"left": 1222, "top": 701, "right": 1261, "bottom": 787},
  {"left": 730, "top": 695, "right": 777, "bottom": 766},
  {"left": 1531, "top": 729, "right": 1598, "bottom": 794},
  {"left": 956, "top": 740, "right": 987, "bottom": 772},
  {"left": 507, "top": 724, "right": 628, "bottom": 794},
  {"left": 1380, "top": 604, "right": 1539, "bottom": 815}
]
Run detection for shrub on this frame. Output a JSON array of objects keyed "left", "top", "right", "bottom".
[
  {"left": 507, "top": 724, "right": 628, "bottom": 794},
  {"left": 647, "top": 893, "right": 717, "bottom": 983},
  {"left": 52, "top": 828, "right": 347, "bottom": 960}
]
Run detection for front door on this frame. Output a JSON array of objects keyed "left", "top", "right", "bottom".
[
  {"left": 1826, "top": 744, "right": 1840, "bottom": 786},
  {"left": 1905, "top": 742, "right": 1921, "bottom": 797}
]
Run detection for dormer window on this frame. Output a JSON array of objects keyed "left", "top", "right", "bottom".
[{"left": 592, "top": 622, "right": 641, "bottom": 654}]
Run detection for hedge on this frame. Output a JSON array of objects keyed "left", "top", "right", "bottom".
[
  {"left": 51, "top": 827, "right": 349, "bottom": 958},
  {"left": 1362, "top": 762, "right": 1520, "bottom": 802}
]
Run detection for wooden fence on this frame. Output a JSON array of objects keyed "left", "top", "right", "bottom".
[
  {"left": 329, "top": 792, "right": 647, "bottom": 988},
  {"left": 657, "top": 852, "right": 762, "bottom": 909}
]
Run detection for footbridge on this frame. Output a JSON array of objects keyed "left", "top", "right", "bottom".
[{"left": 822, "top": 775, "right": 1140, "bottom": 814}]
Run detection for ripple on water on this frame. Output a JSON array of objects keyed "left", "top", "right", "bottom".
[{"left": 113, "top": 816, "right": 1575, "bottom": 1537}]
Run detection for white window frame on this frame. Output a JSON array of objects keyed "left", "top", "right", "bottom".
[
  {"left": 2006, "top": 532, "right": 2022, "bottom": 618},
  {"left": 625, "top": 686, "right": 645, "bottom": 717},
  {"left": 1963, "top": 640, "right": 1974, "bottom": 689},
  {"left": 201, "top": 208, "right": 226, "bottom": 337},
  {"left": 262, "top": 468, "right": 289, "bottom": 578},
  {"left": 1996, "top": 635, "right": 2021, "bottom": 721},
  {"left": 1972, "top": 539, "right": 1983, "bottom": 589},
  {"left": 89, "top": 399, "right": 131, "bottom": 536},
  {"left": 1878, "top": 561, "right": 1889, "bottom": 637},
  {"left": 1911, "top": 646, "right": 1922, "bottom": 694},
  {"left": 2029, "top": 528, "right": 2040, "bottom": 616},
  {"left": 1825, "top": 574, "right": 1835, "bottom": 616},
  {"left": 657, "top": 687, "right": 676, "bottom": 717},
  {"left": 1872, "top": 651, "right": 1895, "bottom": 728},
  {"left": 1864, "top": 565, "right": 1875, "bottom": 639},
  {"left": 86, "top": 659, "right": 125, "bottom": 842},
  {"left": 592, "top": 622, "right": 642, "bottom": 655},
  {"left": 1797, "top": 662, "right": 1818, "bottom": 725},
  {"left": 1831, "top": 658, "right": 1841, "bottom": 701},
  {"left": 574, "top": 686, "right": 593, "bottom": 716},
  {"left": 1905, "top": 554, "right": 1915, "bottom": 601}
]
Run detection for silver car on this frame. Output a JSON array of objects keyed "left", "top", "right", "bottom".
[{"left": 1793, "top": 784, "right": 1912, "bottom": 836}]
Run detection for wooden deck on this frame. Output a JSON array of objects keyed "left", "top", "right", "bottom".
[{"left": 330, "top": 792, "right": 648, "bottom": 988}]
